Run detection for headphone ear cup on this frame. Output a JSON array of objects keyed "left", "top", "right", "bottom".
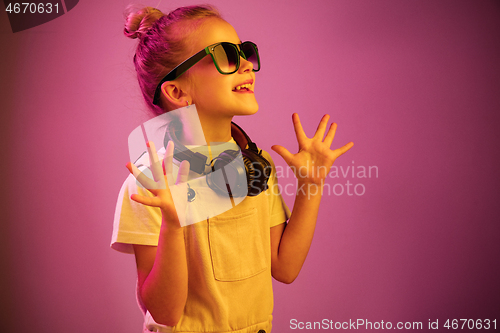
[
  {"left": 205, "top": 146, "right": 272, "bottom": 197},
  {"left": 206, "top": 150, "right": 248, "bottom": 197},
  {"left": 241, "top": 149, "right": 271, "bottom": 196}
]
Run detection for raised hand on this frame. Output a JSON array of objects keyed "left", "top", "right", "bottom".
[
  {"left": 272, "top": 113, "right": 353, "bottom": 185},
  {"left": 126, "top": 141, "right": 190, "bottom": 226}
]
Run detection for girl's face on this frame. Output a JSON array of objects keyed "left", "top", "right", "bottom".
[{"left": 183, "top": 18, "right": 259, "bottom": 121}]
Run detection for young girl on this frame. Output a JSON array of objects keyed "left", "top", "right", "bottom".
[{"left": 112, "top": 5, "right": 353, "bottom": 333}]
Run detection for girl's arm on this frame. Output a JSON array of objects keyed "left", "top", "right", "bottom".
[
  {"left": 133, "top": 212, "right": 187, "bottom": 326},
  {"left": 127, "top": 142, "right": 190, "bottom": 326},
  {"left": 270, "top": 113, "right": 354, "bottom": 283}
]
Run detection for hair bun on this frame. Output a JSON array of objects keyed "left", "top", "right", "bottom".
[{"left": 124, "top": 6, "right": 164, "bottom": 39}]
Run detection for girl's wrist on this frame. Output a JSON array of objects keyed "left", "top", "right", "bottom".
[
  {"left": 160, "top": 208, "right": 183, "bottom": 232},
  {"left": 296, "top": 181, "right": 325, "bottom": 198},
  {"left": 296, "top": 178, "right": 325, "bottom": 187},
  {"left": 161, "top": 221, "right": 183, "bottom": 234}
]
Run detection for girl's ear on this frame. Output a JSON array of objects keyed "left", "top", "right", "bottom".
[{"left": 160, "top": 81, "right": 191, "bottom": 109}]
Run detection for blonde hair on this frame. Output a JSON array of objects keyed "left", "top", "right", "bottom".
[{"left": 124, "top": 5, "right": 222, "bottom": 115}]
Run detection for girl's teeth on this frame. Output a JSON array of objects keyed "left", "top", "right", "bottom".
[{"left": 235, "top": 84, "right": 251, "bottom": 91}]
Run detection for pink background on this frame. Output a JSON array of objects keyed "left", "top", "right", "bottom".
[{"left": 1, "top": 0, "right": 499, "bottom": 332}]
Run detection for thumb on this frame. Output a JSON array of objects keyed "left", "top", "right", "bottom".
[
  {"left": 333, "top": 141, "right": 354, "bottom": 158},
  {"left": 271, "top": 145, "right": 293, "bottom": 165}
]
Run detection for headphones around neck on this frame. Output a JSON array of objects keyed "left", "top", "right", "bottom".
[{"left": 164, "top": 120, "right": 271, "bottom": 197}]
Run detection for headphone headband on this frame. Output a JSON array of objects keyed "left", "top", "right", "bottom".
[{"left": 230, "top": 122, "right": 259, "bottom": 153}]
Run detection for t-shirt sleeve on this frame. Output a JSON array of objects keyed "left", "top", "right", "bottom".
[
  {"left": 111, "top": 174, "right": 162, "bottom": 254},
  {"left": 261, "top": 150, "right": 291, "bottom": 228}
]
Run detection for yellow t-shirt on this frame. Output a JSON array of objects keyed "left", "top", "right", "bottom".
[{"left": 111, "top": 150, "right": 290, "bottom": 333}]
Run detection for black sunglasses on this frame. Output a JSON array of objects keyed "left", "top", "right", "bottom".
[{"left": 153, "top": 41, "right": 260, "bottom": 105}]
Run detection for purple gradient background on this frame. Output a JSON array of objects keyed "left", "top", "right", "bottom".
[{"left": 1, "top": 0, "right": 499, "bottom": 332}]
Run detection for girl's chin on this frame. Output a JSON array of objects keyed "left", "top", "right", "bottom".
[
  {"left": 196, "top": 99, "right": 259, "bottom": 117},
  {"left": 222, "top": 99, "right": 258, "bottom": 116},
  {"left": 235, "top": 104, "right": 259, "bottom": 115}
]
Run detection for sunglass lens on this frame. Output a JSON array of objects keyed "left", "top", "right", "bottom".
[
  {"left": 241, "top": 43, "right": 260, "bottom": 71},
  {"left": 213, "top": 43, "right": 239, "bottom": 73}
]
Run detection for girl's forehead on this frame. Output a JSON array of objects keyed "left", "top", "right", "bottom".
[{"left": 192, "top": 18, "right": 241, "bottom": 48}]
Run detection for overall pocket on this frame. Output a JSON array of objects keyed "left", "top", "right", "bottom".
[{"left": 208, "top": 208, "right": 267, "bottom": 281}]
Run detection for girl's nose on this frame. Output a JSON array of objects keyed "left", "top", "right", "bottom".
[{"left": 238, "top": 56, "right": 253, "bottom": 72}]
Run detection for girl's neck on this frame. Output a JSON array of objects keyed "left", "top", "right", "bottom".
[
  {"left": 173, "top": 108, "right": 233, "bottom": 146},
  {"left": 198, "top": 114, "right": 233, "bottom": 144}
]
